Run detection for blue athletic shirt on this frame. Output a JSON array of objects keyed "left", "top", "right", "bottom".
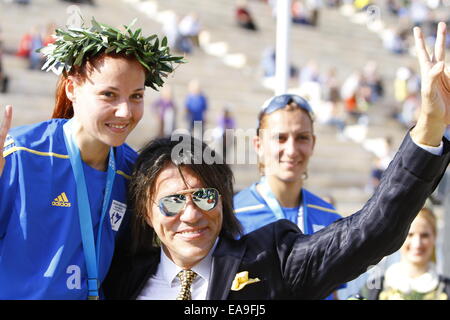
[
  {"left": 233, "top": 183, "right": 346, "bottom": 299},
  {"left": 0, "top": 119, "right": 137, "bottom": 299}
]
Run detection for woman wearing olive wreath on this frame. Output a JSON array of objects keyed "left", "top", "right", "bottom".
[{"left": 0, "top": 18, "right": 183, "bottom": 299}]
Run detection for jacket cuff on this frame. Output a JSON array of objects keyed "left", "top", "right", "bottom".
[{"left": 400, "top": 132, "right": 450, "bottom": 181}]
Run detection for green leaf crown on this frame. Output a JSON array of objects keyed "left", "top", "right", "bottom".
[{"left": 39, "top": 18, "right": 184, "bottom": 90}]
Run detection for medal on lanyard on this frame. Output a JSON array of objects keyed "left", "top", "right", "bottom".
[
  {"left": 258, "top": 176, "right": 309, "bottom": 233},
  {"left": 63, "top": 119, "right": 116, "bottom": 300}
]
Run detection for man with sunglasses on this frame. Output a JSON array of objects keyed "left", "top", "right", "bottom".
[{"left": 102, "top": 23, "right": 450, "bottom": 300}]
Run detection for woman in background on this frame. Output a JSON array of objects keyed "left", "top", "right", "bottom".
[{"left": 360, "top": 207, "right": 450, "bottom": 300}]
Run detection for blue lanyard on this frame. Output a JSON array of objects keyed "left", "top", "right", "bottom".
[
  {"left": 63, "top": 119, "right": 116, "bottom": 300},
  {"left": 258, "top": 177, "right": 309, "bottom": 233}
]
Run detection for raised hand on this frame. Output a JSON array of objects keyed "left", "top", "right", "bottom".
[
  {"left": 0, "top": 105, "right": 13, "bottom": 177},
  {"left": 411, "top": 22, "right": 450, "bottom": 146}
]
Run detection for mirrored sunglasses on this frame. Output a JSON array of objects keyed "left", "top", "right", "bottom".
[{"left": 158, "top": 188, "right": 220, "bottom": 217}]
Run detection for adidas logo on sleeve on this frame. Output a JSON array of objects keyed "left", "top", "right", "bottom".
[{"left": 52, "top": 192, "right": 71, "bottom": 207}]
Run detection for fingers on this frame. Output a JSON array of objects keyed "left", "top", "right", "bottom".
[
  {"left": 414, "top": 26, "right": 431, "bottom": 71},
  {"left": 429, "top": 61, "right": 445, "bottom": 83},
  {"left": 0, "top": 105, "right": 13, "bottom": 148},
  {"left": 434, "top": 22, "right": 447, "bottom": 63}
]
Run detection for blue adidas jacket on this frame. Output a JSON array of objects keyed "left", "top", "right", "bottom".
[{"left": 0, "top": 119, "right": 136, "bottom": 299}]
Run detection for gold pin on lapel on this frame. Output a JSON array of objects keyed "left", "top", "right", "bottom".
[{"left": 231, "top": 271, "right": 260, "bottom": 291}]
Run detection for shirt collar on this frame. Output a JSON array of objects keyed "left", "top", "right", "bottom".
[{"left": 160, "top": 238, "right": 219, "bottom": 286}]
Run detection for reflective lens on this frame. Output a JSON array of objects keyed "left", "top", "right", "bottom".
[{"left": 158, "top": 188, "right": 220, "bottom": 217}]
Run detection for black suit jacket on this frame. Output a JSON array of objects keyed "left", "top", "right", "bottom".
[{"left": 102, "top": 134, "right": 450, "bottom": 300}]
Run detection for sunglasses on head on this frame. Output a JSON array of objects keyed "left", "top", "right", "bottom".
[
  {"left": 158, "top": 188, "right": 220, "bottom": 217},
  {"left": 257, "top": 94, "right": 314, "bottom": 134},
  {"left": 260, "top": 94, "right": 314, "bottom": 117}
]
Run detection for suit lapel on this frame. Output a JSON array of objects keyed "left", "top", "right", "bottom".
[{"left": 206, "top": 237, "right": 246, "bottom": 300}]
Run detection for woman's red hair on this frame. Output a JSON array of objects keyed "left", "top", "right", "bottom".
[
  {"left": 53, "top": 76, "right": 74, "bottom": 119},
  {"left": 51, "top": 52, "right": 146, "bottom": 119}
]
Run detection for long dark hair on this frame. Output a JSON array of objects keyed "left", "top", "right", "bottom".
[{"left": 129, "top": 134, "right": 243, "bottom": 254}]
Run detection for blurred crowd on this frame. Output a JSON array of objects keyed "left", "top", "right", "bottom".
[
  {"left": 379, "top": 0, "right": 450, "bottom": 55},
  {"left": 3, "top": 0, "right": 447, "bottom": 194},
  {"left": 336, "top": 0, "right": 450, "bottom": 55}
]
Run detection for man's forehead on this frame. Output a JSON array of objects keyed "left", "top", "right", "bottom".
[{"left": 154, "top": 165, "right": 204, "bottom": 196}]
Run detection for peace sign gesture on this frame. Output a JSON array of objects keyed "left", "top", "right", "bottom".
[
  {"left": 0, "top": 105, "right": 12, "bottom": 177},
  {"left": 411, "top": 22, "right": 450, "bottom": 146}
]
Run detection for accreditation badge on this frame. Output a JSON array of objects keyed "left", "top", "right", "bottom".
[{"left": 109, "top": 200, "right": 127, "bottom": 231}]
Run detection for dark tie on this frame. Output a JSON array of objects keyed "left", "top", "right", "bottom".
[{"left": 176, "top": 269, "right": 197, "bottom": 300}]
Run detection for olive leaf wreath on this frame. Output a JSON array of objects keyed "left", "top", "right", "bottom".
[{"left": 39, "top": 17, "right": 185, "bottom": 90}]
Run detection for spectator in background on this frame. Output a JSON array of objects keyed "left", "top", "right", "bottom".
[
  {"left": 322, "top": 67, "right": 346, "bottom": 135},
  {"left": 394, "top": 66, "right": 411, "bottom": 105},
  {"left": 174, "top": 15, "right": 195, "bottom": 55},
  {"left": 0, "top": 26, "right": 9, "bottom": 94},
  {"left": 0, "top": 51, "right": 8, "bottom": 95},
  {"left": 407, "top": 66, "right": 421, "bottom": 95},
  {"left": 161, "top": 12, "right": 192, "bottom": 54},
  {"left": 162, "top": 12, "right": 181, "bottom": 50},
  {"left": 28, "top": 27, "right": 44, "bottom": 70},
  {"left": 16, "top": 25, "right": 44, "bottom": 70},
  {"left": 361, "top": 61, "right": 384, "bottom": 104},
  {"left": 368, "top": 156, "right": 385, "bottom": 193},
  {"left": 261, "top": 47, "right": 276, "bottom": 78},
  {"left": 235, "top": 0, "right": 258, "bottom": 31},
  {"left": 393, "top": 66, "right": 421, "bottom": 128},
  {"left": 359, "top": 207, "right": 450, "bottom": 300},
  {"left": 260, "top": 47, "right": 298, "bottom": 89},
  {"left": 43, "top": 22, "right": 57, "bottom": 47},
  {"left": 365, "top": 136, "right": 394, "bottom": 194},
  {"left": 178, "top": 13, "right": 202, "bottom": 48},
  {"left": 299, "top": 59, "right": 321, "bottom": 86},
  {"left": 399, "top": 92, "right": 421, "bottom": 129},
  {"left": 152, "top": 85, "right": 177, "bottom": 138},
  {"left": 16, "top": 27, "right": 33, "bottom": 59},
  {"left": 214, "top": 106, "right": 236, "bottom": 162},
  {"left": 292, "top": 0, "right": 311, "bottom": 25},
  {"left": 185, "top": 79, "right": 208, "bottom": 137},
  {"left": 381, "top": 26, "right": 408, "bottom": 54},
  {"left": 340, "top": 70, "right": 363, "bottom": 123},
  {"left": 386, "top": 0, "right": 402, "bottom": 16},
  {"left": 306, "top": 0, "right": 323, "bottom": 26}
]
